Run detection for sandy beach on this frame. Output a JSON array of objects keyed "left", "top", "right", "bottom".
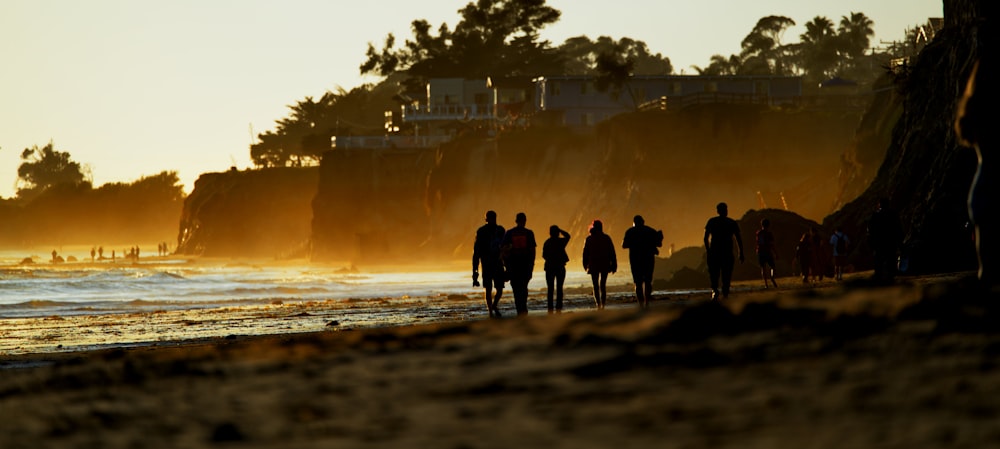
[{"left": 1, "top": 271, "right": 998, "bottom": 448}]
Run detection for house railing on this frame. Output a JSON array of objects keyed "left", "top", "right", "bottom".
[
  {"left": 638, "top": 92, "right": 870, "bottom": 112},
  {"left": 402, "top": 103, "right": 496, "bottom": 122},
  {"left": 331, "top": 135, "right": 453, "bottom": 149}
]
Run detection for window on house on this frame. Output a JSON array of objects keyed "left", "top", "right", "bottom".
[{"left": 704, "top": 82, "right": 718, "bottom": 93}]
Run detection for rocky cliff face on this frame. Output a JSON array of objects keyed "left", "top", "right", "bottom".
[
  {"left": 310, "top": 106, "right": 860, "bottom": 266},
  {"left": 825, "top": 0, "right": 988, "bottom": 275},
  {"left": 176, "top": 168, "right": 317, "bottom": 258},
  {"left": 190, "top": 2, "right": 987, "bottom": 275}
]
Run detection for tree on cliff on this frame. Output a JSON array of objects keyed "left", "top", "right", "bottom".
[
  {"left": 836, "top": 12, "right": 876, "bottom": 81},
  {"left": 359, "top": 0, "right": 563, "bottom": 95},
  {"left": 796, "top": 13, "right": 876, "bottom": 85},
  {"left": 739, "top": 15, "right": 797, "bottom": 75},
  {"left": 16, "top": 141, "right": 90, "bottom": 202},
  {"left": 692, "top": 15, "right": 797, "bottom": 76},
  {"left": 250, "top": 78, "right": 401, "bottom": 168},
  {"left": 693, "top": 12, "right": 877, "bottom": 86},
  {"left": 797, "top": 16, "right": 841, "bottom": 83},
  {"left": 560, "top": 35, "right": 672, "bottom": 76}
]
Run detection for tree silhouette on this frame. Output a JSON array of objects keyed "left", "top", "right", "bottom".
[
  {"left": 837, "top": 12, "right": 876, "bottom": 80},
  {"left": 593, "top": 51, "right": 639, "bottom": 108},
  {"left": 360, "top": 0, "right": 563, "bottom": 95},
  {"left": 692, "top": 54, "right": 743, "bottom": 75},
  {"left": 250, "top": 78, "right": 403, "bottom": 167},
  {"left": 740, "top": 16, "right": 796, "bottom": 75},
  {"left": 560, "top": 36, "right": 672, "bottom": 76},
  {"left": 17, "top": 141, "right": 87, "bottom": 201},
  {"left": 798, "top": 16, "right": 840, "bottom": 84}
]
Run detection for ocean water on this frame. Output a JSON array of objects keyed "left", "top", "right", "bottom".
[{"left": 0, "top": 250, "right": 639, "bottom": 321}]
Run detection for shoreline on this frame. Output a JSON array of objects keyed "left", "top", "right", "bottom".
[
  {"left": 0, "top": 270, "right": 965, "bottom": 360},
  {"left": 1, "top": 270, "right": 997, "bottom": 448}
]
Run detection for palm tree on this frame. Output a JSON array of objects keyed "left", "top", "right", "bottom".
[
  {"left": 838, "top": 12, "right": 875, "bottom": 59},
  {"left": 837, "top": 12, "right": 875, "bottom": 81},
  {"left": 798, "top": 16, "right": 839, "bottom": 84}
]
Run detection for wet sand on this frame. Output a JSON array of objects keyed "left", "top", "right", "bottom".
[{"left": 1, "top": 271, "right": 998, "bottom": 448}]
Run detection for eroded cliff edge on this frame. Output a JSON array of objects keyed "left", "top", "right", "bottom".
[
  {"left": 311, "top": 107, "right": 859, "bottom": 266},
  {"left": 182, "top": 0, "right": 988, "bottom": 277},
  {"left": 176, "top": 168, "right": 317, "bottom": 258}
]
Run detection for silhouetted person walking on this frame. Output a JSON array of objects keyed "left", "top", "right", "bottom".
[
  {"left": 473, "top": 210, "right": 506, "bottom": 318},
  {"left": 703, "top": 202, "right": 744, "bottom": 300},
  {"left": 583, "top": 220, "right": 616, "bottom": 309},
  {"left": 810, "top": 227, "right": 828, "bottom": 282},
  {"left": 755, "top": 218, "right": 778, "bottom": 288},
  {"left": 542, "top": 225, "right": 571, "bottom": 313},
  {"left": 795, "top": 232, "right": 813, "bottom": 283},
  {"left": 867, "top": 198, "right": 902, "bottom": 283},
  {"left": 830, "top": 227, "right": 850, "bottom": 281},
  {"left": 501, "top": 212, "right": 536, "bottom": 316},
  {"left": 622, "top": 215, "right": 662, "bottom": 308},
  {"left": 955, "top": 55, "right": 996, "bottom": 287}
]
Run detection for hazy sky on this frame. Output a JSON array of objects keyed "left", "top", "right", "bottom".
[{"left": 0, "top": 0, "right": 942, "bottom": 199}]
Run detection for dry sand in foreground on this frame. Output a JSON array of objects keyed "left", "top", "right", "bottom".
[{"left": 1, "top": 272, "right": 998, "bottom": 448}]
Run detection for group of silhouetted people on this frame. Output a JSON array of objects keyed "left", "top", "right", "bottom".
[{"left": 472, "top": 210, "right": 664, "bottom": 317}]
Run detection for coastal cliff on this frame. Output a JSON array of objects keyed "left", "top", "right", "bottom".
[
  {"left": 175, "top": 167, "right": 317, "bottom": 258},
  {"left": 182, "top": 0, "right": 988, "bottom": 277},
  {"left": 824, "top": 0, "right": 988, "bottom": 275},
  {"left": 310, "top": 107, "right": 860, "bottom": 266}
]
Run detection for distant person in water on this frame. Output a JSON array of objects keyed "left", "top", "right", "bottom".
[
  {"left": 703, "top": 202, "right": 744, "bottom": 300},
  {"left": 542, "top": 225, "right": 571, "bottom": 313},
  {"left": 867, "top": 198, "right": 902, "bottom": 283},
  {"left": 830, "top": 227, "right": 850, "bottom": 281},
  {"left": 755, "top": 218, "right": 779, "bottom": 288},
  {"left": 501, "top": 212, "right": 536, "bottom": 316},
  {"left": 582, "top": 219, "right": 616, "bottom": 309},
  {"left": 622, "top": 215, "right": 662, "bottom": 308},
  {"left": 955, "top": 55, "right": 996, "bottom": 287},
  {"left": 472, "top": 210, "right": 506, "bottom": 318}
]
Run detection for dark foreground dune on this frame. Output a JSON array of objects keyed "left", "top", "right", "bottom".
[{"left": 1, "top": 272, "right": 998, "bottom": 448}]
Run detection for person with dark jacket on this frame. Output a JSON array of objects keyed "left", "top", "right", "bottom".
[
  {"left": 756, "top": 218, "right": 779, "bottom": 288},
  {"left": 501, "top": 212, "right": 536, "bottom": 316},
  {"left": 472, "top": 210, "right": 506, "bottom": 318},
  {"left": 542, "top": 225, "right": 571, "bottom": 313},
  {"left": 703, "top": 202, "right": 744, "bottom": 300},
  {"left": 622, "top": 215, "right": 662, "bottom": 308},
  {"left": 582, "top": 220, "right": 617, "bottom": 309}
]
